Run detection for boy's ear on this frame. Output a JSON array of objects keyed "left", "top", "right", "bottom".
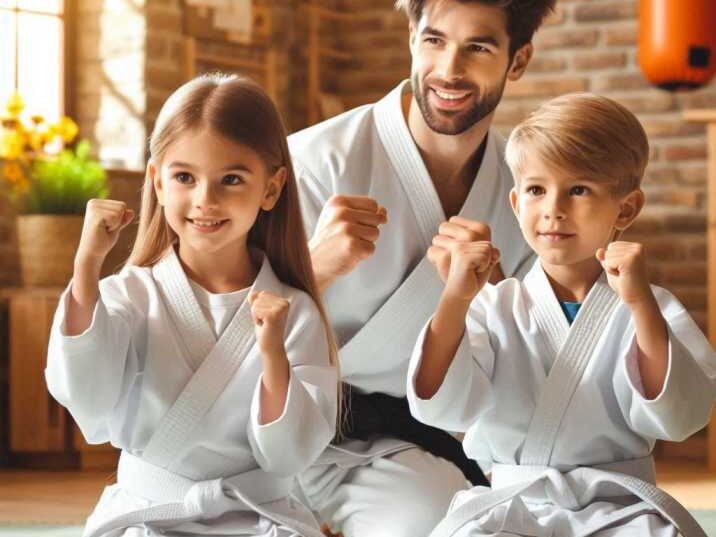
[
  {"left": 614, "top": 189, "right": 645, "bottom": 230},
  {"left": 261, "top": 167, "right": 287, "bottom": 211},
  {"left": 509, "top": 187, "right": 520, "bottom": 220},
  {"left": 507, "top": 43, "right": 533, "bottom": 82},
  {"left": 149, "top": 162, "right": 163, "bottom": 206}
]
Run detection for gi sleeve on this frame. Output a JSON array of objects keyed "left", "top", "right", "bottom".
[
  {"left": 248, "top": 291, "right": 337, "bottom": 477},
  {"left": 45, "top": 274, "right": 140, "bottom": 444},
  {"left": 293, "top": 158, "right": 332, "bottom": 238},
  {"left": 614, "top": 287, "right": 716, "bottom": 442},
  {"left": 407, "top": 297, "right": 496, "bottom": 432}
]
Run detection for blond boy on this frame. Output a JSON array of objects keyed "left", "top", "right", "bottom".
[{"left": 408, "top": 93, "right": 716, "bottom": 537}]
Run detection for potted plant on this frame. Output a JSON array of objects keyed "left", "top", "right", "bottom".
[{"left": 0, "top": 91, "right": 108, "bottom": 286}]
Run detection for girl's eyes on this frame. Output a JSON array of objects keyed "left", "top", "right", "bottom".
[
  {"left": 174, "top": 172, "right": 194, "bottom": 184},
  {"left": 570, "top": 185, "right": 590, "bottom": 196},
  {"left": 222, "top": 174, "right": 244, "bottom": 186},
  {"left": 172, "top": 173, "right": 244, "bottom": 185}
]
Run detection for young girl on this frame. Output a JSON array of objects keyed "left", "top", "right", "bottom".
[
  {"left": 407, "top": 93, "right": 716, "bottom": 537},
  {"left": 45, "top": 74, "right": 339, "bottom": 537}
]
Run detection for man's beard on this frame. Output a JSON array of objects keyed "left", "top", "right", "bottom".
[{"left": 411, "top": 73, "right": 506, "bottom": 135}]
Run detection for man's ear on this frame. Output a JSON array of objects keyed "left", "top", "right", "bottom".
[
  {"left": 149, "top": 162, "right": 163, "bottom": 206},
  {"left": 261, "top": 167, "right": 287, "bottom": 211},
  {"left": 614, "top": 189, "right": 645, "bottom": 231},
  {"left": 408, "top": 21, "right": 417, "bottom": 56},
  {"left": 507, "top": 43, "right": 533, "bottom": 82}
]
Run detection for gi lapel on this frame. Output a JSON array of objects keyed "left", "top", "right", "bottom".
[
  {"left": 520, "top": 264, "right": 619, "bottom": 466},
  {"left": 143, "top": 250, "right": 282, "bottom": 468},
  {"left": 339, "top": 82, "right": 500, "bottom": 382}
]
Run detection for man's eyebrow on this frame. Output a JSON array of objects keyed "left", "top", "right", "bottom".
[{"left": 421, "top": 26, "right": 500, "bottom": 47}]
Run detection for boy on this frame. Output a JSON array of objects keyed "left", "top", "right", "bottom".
[{"left": 408, "top": 93, "right": 716, "bottom": 537}]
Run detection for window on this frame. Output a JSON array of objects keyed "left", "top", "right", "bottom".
[{"left": 0, "top": 0, "right": 65, "bottom": 121}]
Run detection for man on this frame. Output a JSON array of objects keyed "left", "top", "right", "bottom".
[{"left": 289, "top": 1, "right": 556, "bottom": 535}]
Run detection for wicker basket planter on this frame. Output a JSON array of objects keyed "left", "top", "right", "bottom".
[{"left": 16, "top": 214, "right": 83, "bottom": 287}]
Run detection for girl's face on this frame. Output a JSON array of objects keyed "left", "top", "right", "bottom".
[{"left": 151, "top": 127, "right": 286, "bottom": 261}]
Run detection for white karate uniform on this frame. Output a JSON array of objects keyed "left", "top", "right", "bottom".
[
  {"left": 407, "top": 260, "right": 716, "bottom": 537},
  {"left": 45, "top": 248, "right": 337, "bottom": 537},
  {"left": 288, "top": 80, "right": 534, "bottom": 537}
]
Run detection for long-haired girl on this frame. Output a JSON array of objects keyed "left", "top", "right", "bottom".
[{"left": 46, "top": 73, "right": 339, "bottom": 537}]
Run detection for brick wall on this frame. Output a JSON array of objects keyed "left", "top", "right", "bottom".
[{"left": 326, "top": 0, "right": 712, "bottom": 332}]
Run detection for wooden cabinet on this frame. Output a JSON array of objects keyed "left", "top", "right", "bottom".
[{"left": 4, "top": 287, "right": 119, "bottom": 470}]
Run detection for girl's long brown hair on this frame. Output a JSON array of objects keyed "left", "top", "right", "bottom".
[{"left": 127, "top": 73, "right": 341, "bottom": 426}]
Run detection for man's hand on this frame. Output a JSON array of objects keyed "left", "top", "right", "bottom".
[{"left": 310, "top": 195, "right": 387, "bottom": 292}]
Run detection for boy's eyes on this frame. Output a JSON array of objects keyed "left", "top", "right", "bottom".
[
  {"left": 570, "top": 185, "right": 590, "bottom": 196},
  {"left": 526, "top": 185, "right": 544, "bottom": 195}
]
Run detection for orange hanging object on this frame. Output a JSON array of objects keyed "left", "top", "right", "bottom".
[{"left": 639, "top": 0, "right": 716, "bottom": 91}]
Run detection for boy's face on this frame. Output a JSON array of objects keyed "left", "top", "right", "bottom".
[
  {"left": 509, "top": 153, "right": 643, "bottom": 271},
  {"left": 408, "top": 0, "right": 531, "bottom": 135}
]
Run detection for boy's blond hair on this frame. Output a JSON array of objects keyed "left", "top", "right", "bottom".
[{"left": 505, "top": 93, "right": 649, "bottom": 195}]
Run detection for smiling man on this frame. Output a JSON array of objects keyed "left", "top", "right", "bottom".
[{"left": 288, "top": 1, "right": 555, "bottom": 536}]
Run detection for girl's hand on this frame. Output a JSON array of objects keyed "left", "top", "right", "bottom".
[
  {"left": 248, "top": 290, "right": 290, "bottom": 358},
  {"left": 596, "top": 241, "right": 653, "bottom": 307},
  {"left": 76, "top": 199, "right": 134, "bottom": 269}
]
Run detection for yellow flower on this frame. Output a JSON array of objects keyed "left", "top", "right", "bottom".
[
  {"left": 31, "top": 114, "right": 45, "bottom": 125},
  {"left": 56, "top": 116, "right": 79, "bottom": 143},
  {"left": 0, "top": 130, "right": 24, "bottom": 160},
  {"left": 4, "top": 91, "right": 24, "bottom": 119},
  {"left": 2, "top": 161, "right": 29, "bottom": 192}
]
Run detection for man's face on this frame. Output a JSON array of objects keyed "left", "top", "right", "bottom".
[{"left": 409, "top": 0, "right": 514, "bottom": 135}]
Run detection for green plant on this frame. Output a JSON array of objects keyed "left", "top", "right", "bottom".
[
  {"left": 1, "top": 91, "right": 108, "bottom": 215},
  {"left": 20, "top": 140, "right": 109, "bottom": 214}
]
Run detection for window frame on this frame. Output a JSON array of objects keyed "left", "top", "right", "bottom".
[{"left": 0, "top": 0, "right": 73, "bottom": 119}]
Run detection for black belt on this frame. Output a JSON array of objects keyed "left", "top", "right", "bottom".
[{"left": 337, "top": 384, "right": 488, "bottom": 486}]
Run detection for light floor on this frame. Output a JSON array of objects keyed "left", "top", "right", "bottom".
[{"left": 0, "top": 462, "right": 714, "bottom": 525}]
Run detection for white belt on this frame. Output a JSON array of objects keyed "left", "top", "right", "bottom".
[
  {"left": 491, "top": 455, "right": 656, "bottom": 490},
  {"left": 84, "top": 451, "right": 323, "bottom": 537},
  {"left": 429, "top": 456, "right": 707, "bottom": 537}
]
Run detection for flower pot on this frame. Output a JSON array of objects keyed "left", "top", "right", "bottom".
[{"left": 16, "top": 214, "right": 83, "bottom": 287}]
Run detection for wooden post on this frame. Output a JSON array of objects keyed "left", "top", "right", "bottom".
[
  {"left": 684, "top": 109, "right": 716, "bottom": 470},
  {"left": 307, "top": 1, "right": 320, "bottom": 126}
]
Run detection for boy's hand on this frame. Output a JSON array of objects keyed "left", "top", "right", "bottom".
[
  {"left": 439, "top": 239, "right": 500, "bottom": 301},
  {"left": 249, "top": 290, "right": 290, "bottom": 358},
  {"left": 309, "top": 195, "right": 387, "bottom": 292},
  {"left": 75, "top": 199, "right": 134, "bottom": 269},
  {"left": 596, "top": 241, "right": 653, "bottom": 307},
  {"left": 428, "top": 217, "right": 493, "bottom": 284}
]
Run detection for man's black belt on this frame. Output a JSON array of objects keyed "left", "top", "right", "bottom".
[{"left": 337, "top": 384, "right": 489, "bottom": 487}]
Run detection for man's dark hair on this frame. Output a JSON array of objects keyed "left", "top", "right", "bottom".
[{"left": 395, "top": 0, "right": 556, "bottom": 57}]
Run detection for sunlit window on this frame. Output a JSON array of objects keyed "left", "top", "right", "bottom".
[{"left": 0, "top": 0, "right": 64, "bottom": 121}]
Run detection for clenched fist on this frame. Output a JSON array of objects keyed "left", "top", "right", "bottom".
[
  {"left": 427, "top": 216, "right": 496, "bottom": 286},
  {"left": 76, "top": 199, "right": 135, "bottom": 269},
  {"left": 596, "top": 241, "right": 652, "bottom": 307},
  {"left": 309, "top": 195, "right": 387, "bottom": 291},
  {"left": 249, "top": 290, "right": 290, "bottom": 358}
]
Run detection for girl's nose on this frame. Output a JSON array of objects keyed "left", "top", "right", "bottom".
[{"left": 194, "top": 183, "right": 219, "bottom": 211}]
